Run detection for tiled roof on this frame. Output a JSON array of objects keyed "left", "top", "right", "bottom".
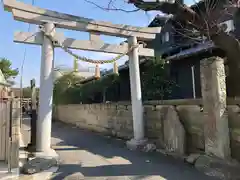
[{"left": 166, "top": 42, "right": 216, "bottom": 61}]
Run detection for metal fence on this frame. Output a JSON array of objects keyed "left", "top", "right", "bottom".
[{"left": 0, "top": 99, "right": 20, "bottom": 169}]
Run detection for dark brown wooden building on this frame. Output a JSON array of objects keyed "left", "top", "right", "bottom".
[{"left": 79, "top": 0, "right": 239, "bottom": 102}]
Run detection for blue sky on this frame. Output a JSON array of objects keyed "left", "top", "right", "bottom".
[{"left": 0, "top": 0, "right": 195, "bottom": 87}]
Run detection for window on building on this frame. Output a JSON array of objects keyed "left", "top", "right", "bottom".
[
  {"left": 219, "top": 20, "right": 235, "bottom": 32},
  {"left": 165, "top": 32, "right": 169, "bottom": 42},
  {"left": 161, "top": 34, "right": 165, "bottom": 43},
  {"left": 162, "top": 32, "right": 170, "bottom": 43}
]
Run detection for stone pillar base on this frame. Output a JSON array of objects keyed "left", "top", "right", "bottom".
[
  {"left": 26, "top": 143, "right": 36, "bottom": 152},
  {"left": 126, "top": 138, "right": 147, "bottom": 151},
  {"left": 32, "top": 148, "right": 59, "bottom": 161}
]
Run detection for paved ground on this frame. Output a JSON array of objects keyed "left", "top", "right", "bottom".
[
  {"left": 49, "top": 121, "right": 218, "bottom": 180},
  {"left": 0, "top": 162, "right": 19, "bottom": 180}
]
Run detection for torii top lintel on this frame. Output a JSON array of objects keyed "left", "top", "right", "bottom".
[{"left": 3, "top": 0, "right": 161, "bottom": 40}]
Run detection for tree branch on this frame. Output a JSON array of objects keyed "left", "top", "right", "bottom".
[
  {"left": 130, "top": 0, "right": 223, "bottom": 35},
  {"left": 85, "top": 0, "right": 140, "bottom": 12},
  {"left": 129, "top": 0, "right": 183, "bottom": 14}
]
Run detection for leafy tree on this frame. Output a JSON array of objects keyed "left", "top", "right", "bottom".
[{"left": 0, "top": 58, "right": 19, "bottom": 80}]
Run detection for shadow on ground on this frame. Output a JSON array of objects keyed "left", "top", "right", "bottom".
[{"left": 50, "top": 121, "right": 218, "bottom": 180}]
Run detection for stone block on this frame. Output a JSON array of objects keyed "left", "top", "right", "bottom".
[
  {"left": 146, "top": 120, "right": 157, "bottom": 129},
  {"left": 185, "top": 153, "right": 201, "bottom": 165},
  {"left": 146, "top": 129, "right": 162, "bottom": 139},
  {"left": 230, "top": 139, "right": 240, "bottom": 162},
  {"left": 228, "top": 105, "right": 240, "bottom": 129},
  {"left": 230, "top": 129, "right": 240, "bottom": 161},
  {"left": 107, "top": 111, "right": 116, "bottom": 117},
  {"left": 126, "top": 105, "right": 132, "bottom": 111},
  {"left": 163, "top": 106, "right": 186, "bottom": 155},
  {"left": 54, "top": 101, "right": 240, "bottom": 162},
  {"left": 145, "top": 110, "right": 161, "bottom": 120},
  {"left": 176, "top": 105, "right": 203, "bottom": 128},
  {"left": 22, "top": 157, "right": 57, "bottom": 175},
  {"left": 116, "top": 131, "right": 133, "bottom": 139},
  {"left": 155, "top": 105, "right": 170, "bottom": 120},
  {"left": 231, "top": 129, "right": 240, "bottom": 143},
  {"left": 187, "top": 132, "right": 205, "bottom": 153},
  {"left": 194, "top": 155, "right": 240, "bottom": 180},
  {"left": 200, "top": 57, "right": 230, "bottom": 159},
  {"left": 144, "top": 105, "right": 155, "bottom": 113},
  {"left": 126, "top": 138, "right": 147, "bottom": 150},
  {"left": 116, "top": 105, "right": 127, "bottom": 110},
  {"left": 116, "top": 109, "right": 132, "bottom": 118}
]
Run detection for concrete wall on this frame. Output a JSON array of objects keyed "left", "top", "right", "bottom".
[{"left": 54, "top": 99, "right": 240, "bottom": 161}]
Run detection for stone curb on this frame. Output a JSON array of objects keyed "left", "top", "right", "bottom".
[
  {"left": 154, "top": 148, "right": 240, "bottom": 180},
  {"left": 184, "top": 153, "right": 240, "bottom": 180}
]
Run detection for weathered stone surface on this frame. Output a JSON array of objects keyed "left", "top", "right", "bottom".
[
  {"left": 195, "top": 155, "right": 240, "bottom": 180},
  {"left": 228, "top": 105, "right": 240, "bottom": 129},
  {"left": 177, "top": 105, "right": 205, "bottom": 152},
  {"left": 21, "top": 157, "right": 58, "bottom": 174},
  {"left": 163, "top": 106, "right": 186, "bottom": 155},
  {"left": 126, "top": 138, "right": 147, "bottom": 151},
  {"left": 156, "top": 148, "right": 186, "bottom": 160},
  {"left": 200, "top": 57, "right": 230, "bottom": 159},
  {"left": 142, "top": 143, "right": 157, "bottom": 152},
  {"left": 185, "top": 153, "right": 201, "bottom": 165},
  {"left": 54, "top": 101, "right": 240, "bottom": 161}
]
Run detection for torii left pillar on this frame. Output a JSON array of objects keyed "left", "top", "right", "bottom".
[
  {"left": 126, "top": 36, "right": 147, "bottom": 150},
  {"left": 36, "top": 23, "right": 55, "bottom": 152}
]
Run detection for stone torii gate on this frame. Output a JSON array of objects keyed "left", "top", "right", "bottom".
[{"left": 3, "top": 0, "right": 161, "bottom": 153}]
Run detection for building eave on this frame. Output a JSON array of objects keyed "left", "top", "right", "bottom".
[
  {"left": 79, "top": 58, "right": 149, "bottom": 85},
  {"left": 166, "top": 42, "right": 217, "bottom": 61}
]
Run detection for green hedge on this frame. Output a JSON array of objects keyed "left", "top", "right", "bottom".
[{"left": 53, "top": 59, "right": 178, "bottom": 105}]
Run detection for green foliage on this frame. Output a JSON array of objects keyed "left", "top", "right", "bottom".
[
  {"left": 78, "top": 74, "right": 120, "bottom": 102},
  {"left": 53, "top": 72, "right": 86, "bottom": 104},
  {"left": 0, "top": 58, "right": 19, "bottom": 80},
  {"left": 141, "top": 59, "right": 177, "bottom": 100},
  {"left": 53, "top": 72, "right": 119, "bottom": 104},
  {"left": 53, "top": 58, "right": 178, "bottom": 105}
]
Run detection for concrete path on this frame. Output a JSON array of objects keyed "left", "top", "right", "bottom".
[{"left": 50, "top": 121, "right": 218, "bottom": 180}]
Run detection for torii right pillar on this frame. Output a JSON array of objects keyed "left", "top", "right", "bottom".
[{"left": 200, "top": 56, "right": 230, "bottom": 159}]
